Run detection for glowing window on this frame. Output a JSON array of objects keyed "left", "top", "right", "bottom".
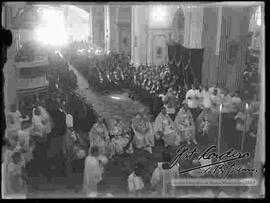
[
  {"left": 255, "top": 6, "right": 262, "bottom": 26},
  {"left": 35, "top": 8, "right": 68, "bottom": 47}
]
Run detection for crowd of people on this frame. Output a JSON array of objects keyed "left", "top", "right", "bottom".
[
  {"left": 3, "top": 42, "right": 260, "bottom": 197},
  {"left": 243, "top": 63, "right": 260, "bottom": 101},
  {"left": 71, "top": 52, "right": 181, "bottom": 95},
  {"left": 71, "top": 52, "right": 188, "bottom": 118},
  {"left": 3, "top": 79, "right": 260, "bottom": 197}
]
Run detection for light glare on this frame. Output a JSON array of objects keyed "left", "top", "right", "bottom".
[
  {"left": 151, "top": 6, "right": 166, "bottom": 22},
  {"left": 35, "top": 8, "right": 68, "bottom": 47}
]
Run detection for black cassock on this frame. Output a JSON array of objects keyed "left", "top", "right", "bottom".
[{"left": 46, "top": 107, "right": 67, "bottom": 178}]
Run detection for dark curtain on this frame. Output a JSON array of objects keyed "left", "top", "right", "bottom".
[
  {"left": 175, "top": 44, "right": 184, "bottom": 64},
  {"left": 167, "top": 42, "right": 204, "bottom": 88},
  {"left": 168, "top": 43, "right": 204, "bottom": 87},
  {"left": 175, "top": 44, "right": 191, "bottom": 87},
  {"left": 190, "top": 48, "right": 204, "bottom": 85}
]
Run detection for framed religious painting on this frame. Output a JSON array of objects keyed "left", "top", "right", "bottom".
[
  {"left": 227, "top": 40, "right": 239, "bottom": 65},
  {"left": 156, "top": 47, "right": 162, "bottom": 59}
]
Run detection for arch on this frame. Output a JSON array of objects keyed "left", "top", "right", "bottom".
[
  {"left": 65, "top": 5, "right": 89, "bottom": 21},
  {"left": 15, "top": 6, "right": 40, "bottom": 29}
]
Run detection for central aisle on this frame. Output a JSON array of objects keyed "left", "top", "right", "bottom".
[{"left": 68, "top": 62, "right": 147, "bottom": 124}]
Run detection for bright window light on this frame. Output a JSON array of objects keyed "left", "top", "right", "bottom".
[
  {"left": 35, "top": 8, "right": 68, "bottom": 47},
  {"left": 255, "top": 6, "right": 261, "bottom": 26},
  {"left": 151, "top": 6, "right": 166, "bottom": 23}
]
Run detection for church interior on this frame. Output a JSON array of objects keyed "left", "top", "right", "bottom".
[{"left": 1, "top": 2, "right": 265, "bottom": 199}]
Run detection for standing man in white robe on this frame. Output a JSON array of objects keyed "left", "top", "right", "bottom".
[
  {"left": 83, "top": 146, "right": 107, "bottom": 197},
  {"left": 185, "top": 84, "right": 200, "bottom": 121}
]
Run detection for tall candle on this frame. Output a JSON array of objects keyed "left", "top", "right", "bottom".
[
  {"left": 218, "top": 104, "right": 222, "bottom": 154},
  {"left": 241, "top": 103, "right": 249, "bottom": 152}
]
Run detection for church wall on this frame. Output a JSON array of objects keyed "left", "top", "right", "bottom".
[
  {"left": 131, "top": 5, "right": 149, "bottom": 65},
  {"left": 65, "top": 7, "right": 89, "bottom": 42},
  {"left": 147, "top": 5, "right": 178, "bottom": 65},
  {"left": 131, "top": 4, "right": 205, "bottom": 65},
  {"left": 117, "top": 6, "right": 131, "bottom": 55}
]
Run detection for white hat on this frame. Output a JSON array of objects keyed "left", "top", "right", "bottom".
[{"left": 66, "top": 114, "right": 73, "bottom": 128}]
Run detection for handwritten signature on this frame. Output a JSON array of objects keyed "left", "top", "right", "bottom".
[{"left": 169, "top": 145, "right": 257, "bottom": 177}]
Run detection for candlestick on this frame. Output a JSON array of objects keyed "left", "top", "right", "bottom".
[
  {"left": 241, "top": 103, "right": 249, "bottom": 152},
  {"left": 218, "top": 104, "right": 222, "bottom": 154}
]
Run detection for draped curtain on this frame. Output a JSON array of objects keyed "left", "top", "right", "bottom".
[
  {"left": 167, "top": 42, "right": 204, "bottom": 88},
  {"left": 189, "top": 48, "right": 204, "bottom": 85}
]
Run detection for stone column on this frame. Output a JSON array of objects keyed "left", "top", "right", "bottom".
[
  {"left": 189, "top": 6, "right": 204, "bottom": 48},
  {"left": 92, "top": 6, "right": 104, "bottom": 48},
  {"left": 201, "top": 6, "right": 219, "bottom": 87},
  {"left": 88, "top": 6, "right": 93, "bottom": 44},
  {"left": 131, "top": 5, "right": 140, "bottom": 65},
  {"left": 104, "top": 5, "right": 110, "bottom": 50},
  {"left": 183, "top": 6, "right": 203, "bottom": 49},
  {"left": 183, "top": 6, "right": 191, "bottom": 47},
  {"left": 109, "top": 6, "right": 117, "bottom": 51}
]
